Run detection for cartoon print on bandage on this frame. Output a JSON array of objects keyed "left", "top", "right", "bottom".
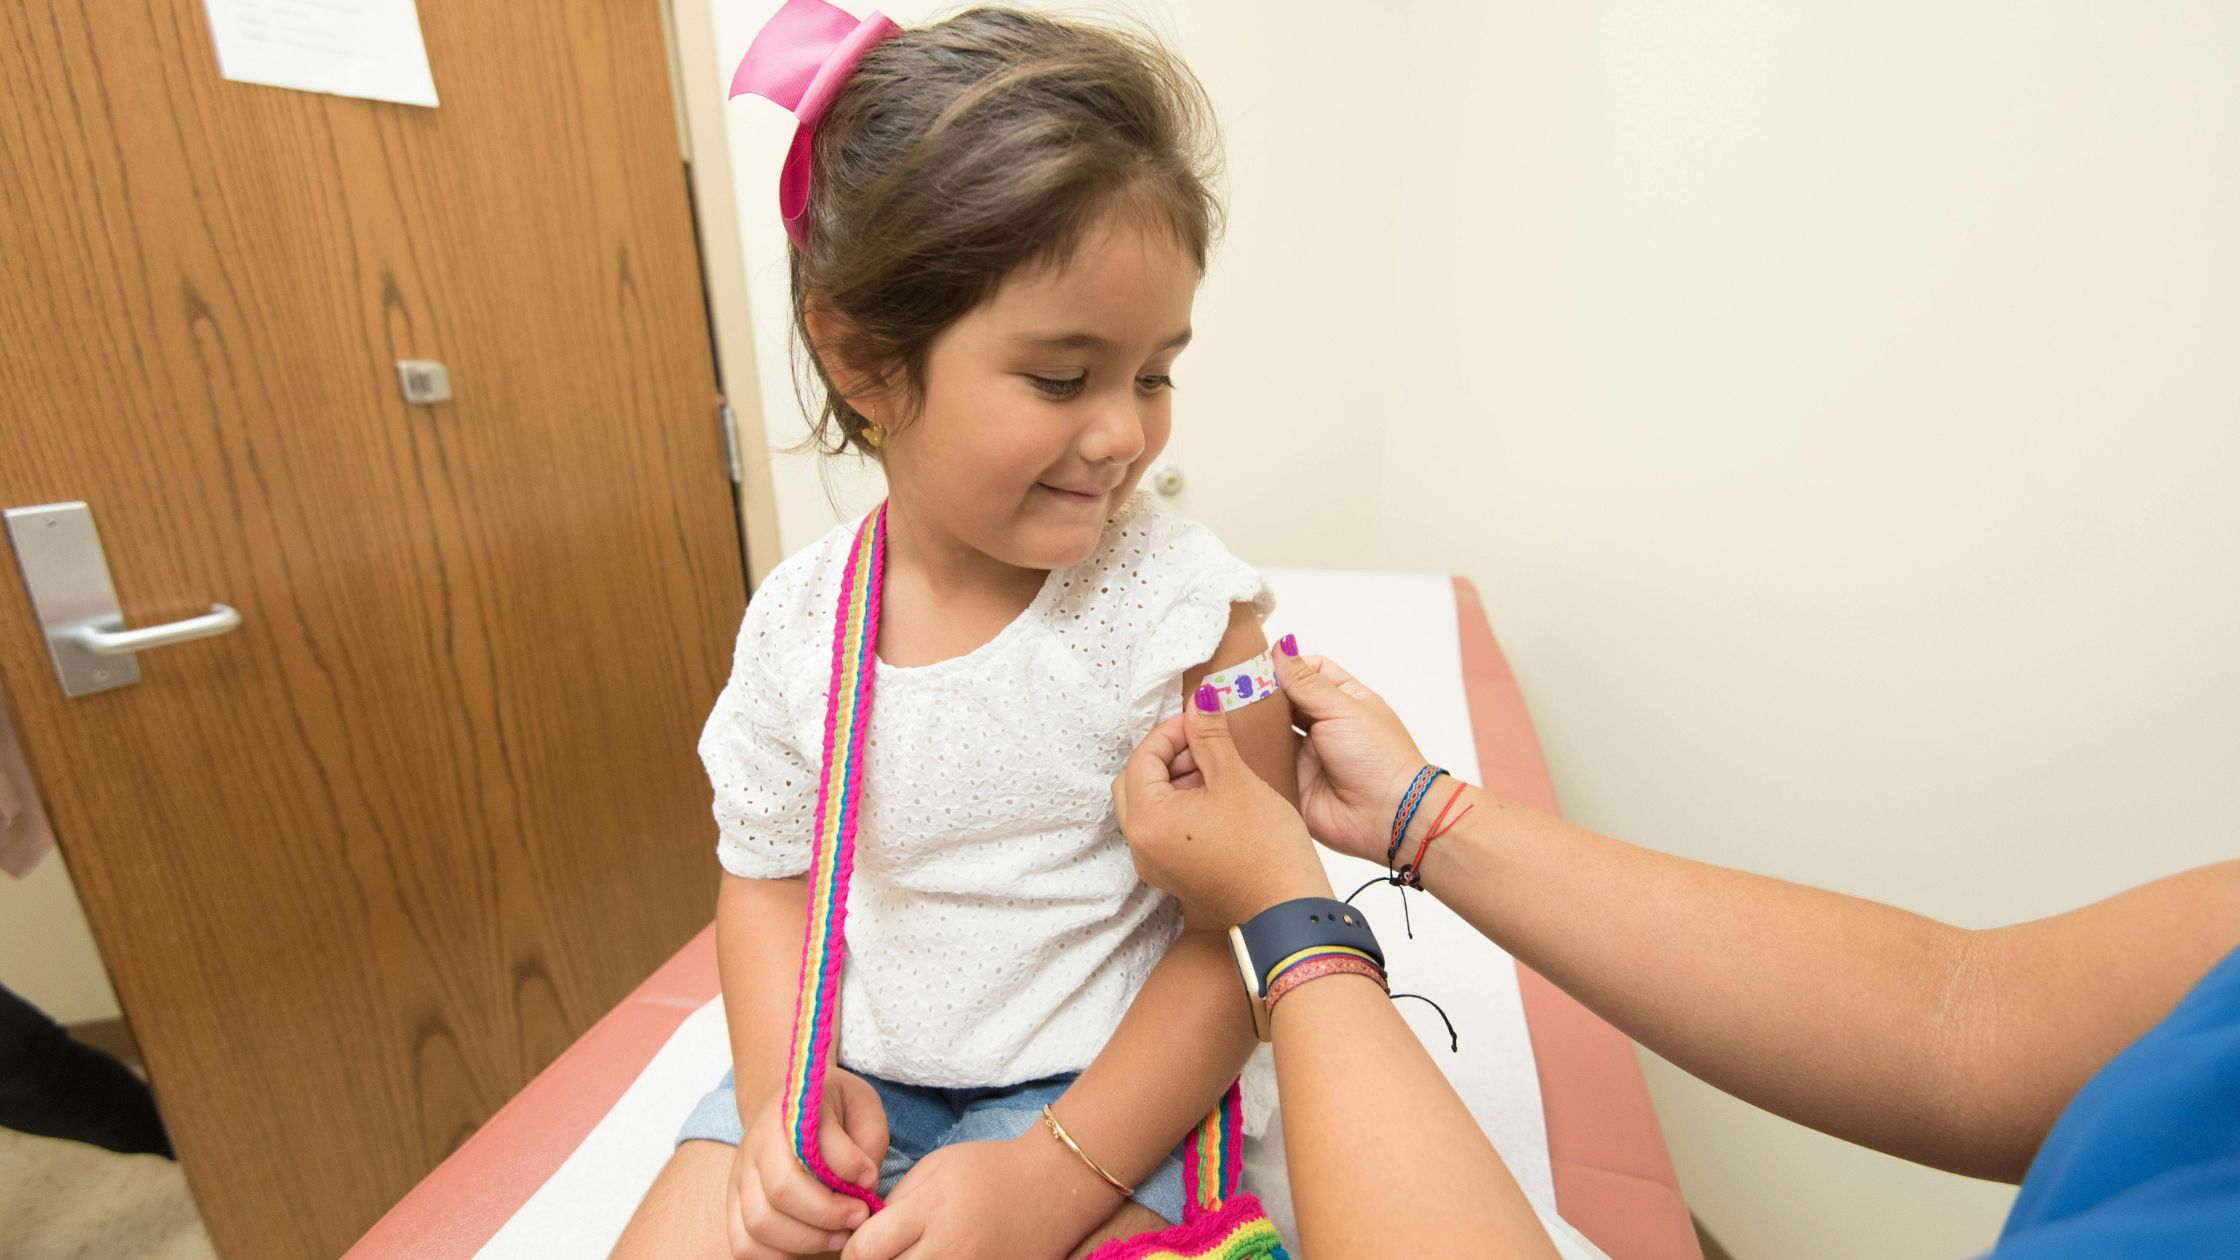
[{"left": 1203, "top": 649, "right": 1281, "bottom": 713}]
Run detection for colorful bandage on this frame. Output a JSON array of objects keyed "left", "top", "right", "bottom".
[{"left": 1202, "top": 650, "right": 1280, "bottom": 713}]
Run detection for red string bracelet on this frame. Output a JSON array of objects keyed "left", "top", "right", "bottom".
[{"left": 1400, "top": 780, "right": 1473, "bottom": 890}]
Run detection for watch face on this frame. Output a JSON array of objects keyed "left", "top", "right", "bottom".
[
  {"left": 1228, "top": 925, "right": 1273, "bottom": 1042},
  {"left": 1228, "top": 925, "right": 1264, "bottom": 997}
]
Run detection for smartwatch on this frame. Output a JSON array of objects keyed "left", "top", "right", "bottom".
[{"left": 1227, "top": 897, "right": 1385, "bottom": 1041}]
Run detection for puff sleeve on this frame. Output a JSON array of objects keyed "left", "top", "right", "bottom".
[
  {"left": 1120, "top": 507, "right": 1276, "bottom": 728},
  {"left": 698, "top": 597, "right": 818, "bottom": 879}
]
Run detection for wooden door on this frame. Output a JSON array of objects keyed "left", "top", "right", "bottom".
[{"left": 0, "top": 3, "right": 745, "bottom": 1255}]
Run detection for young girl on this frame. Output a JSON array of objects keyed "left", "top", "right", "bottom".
[{"left": 615, "top": 5, "right": 1295, "bottom": 1258}]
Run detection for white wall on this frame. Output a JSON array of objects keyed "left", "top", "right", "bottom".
[
  {"left": 700, "top": 0, "right": 893, "bottom": 549},
  {"left": 698, "top": 5, "right": 2240, "bottom": 1256},
  {"left": 1, "top": 687, "right": 123, "bottom": 1025},
  {"left": 0, "top": 853, "right": 122, "bottom": 1025}
]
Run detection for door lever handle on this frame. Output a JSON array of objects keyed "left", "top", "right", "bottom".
[
  {"left": 66, "top": 605, "right": 242, "bottom": 656},
  {"left": 5, "top": 502, "right": 245, "bottom": 698}
]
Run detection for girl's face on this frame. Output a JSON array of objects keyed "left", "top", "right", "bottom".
[{"left": 879, "top": 211, "right": 1198, "bottom": 573}]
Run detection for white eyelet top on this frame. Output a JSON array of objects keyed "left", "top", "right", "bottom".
[{"left": 701, "top": 491, "right": 1274, "bottom": 1097}]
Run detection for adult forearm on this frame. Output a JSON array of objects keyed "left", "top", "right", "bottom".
[
  {"left": 1418, "top": 796, "right": 2240, "bottom": 1179},
  {"left": 1272, "top": 971, "right": 1557, "bottom": 1259},
  {"left": 1411, "top": 786, "right": 2010, "bottom": 1175}
]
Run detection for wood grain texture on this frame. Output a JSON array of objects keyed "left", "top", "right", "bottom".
[{"left": 0, "top": 3, "right": 745, "bottom": 1256}]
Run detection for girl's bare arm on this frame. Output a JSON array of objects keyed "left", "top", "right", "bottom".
[
  {"left": 716, "top": 872, "right": 810, "bottom": 1116},
  {"left": 1046, "top": 605, "right": 1294, "bottom": 1194}
]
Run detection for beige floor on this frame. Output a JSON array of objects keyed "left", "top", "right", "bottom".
[{"left": 0, "top": 1126, "right": 217, "bottom": 1260}]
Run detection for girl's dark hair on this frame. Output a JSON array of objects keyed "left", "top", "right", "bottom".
[{"left": 789, "top": 6, "right": 1223, "bottom": 455}]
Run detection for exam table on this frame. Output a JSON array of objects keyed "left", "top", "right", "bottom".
[{"left": 349, "top": 572, "right": 1700, "bottom": 1259}]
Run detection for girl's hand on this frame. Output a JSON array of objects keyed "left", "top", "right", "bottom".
[
  {"left": 839, "top": 1133, "right": 1115, "bottom": 1260},
  {"left": 728, "top": 1068, "right": 888, "bottom": 1259},
  {"left": 1272, "top": 645, "right": 1432, "bottom": 866},
  {"left": 1114, "top": 688, "right": 1333, "bottom": 927}
]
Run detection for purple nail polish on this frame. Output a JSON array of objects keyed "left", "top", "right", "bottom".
[
  {"left": 1195, "top": 683, "right": 1220, "bottom": 713},
  {"left": 1278, "top": 633, "right": 1299, "bottom": 658}
]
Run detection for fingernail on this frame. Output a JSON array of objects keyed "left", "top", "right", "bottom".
[
  {"left": 829, "top": 1232, "right": 852, "bottom": 1250},
  {"left": 1194, "top": 684, "right": 1220, "bottom": 713},
  {"left": 1278, "top": 633, "right": 1298, "bottom": 657}
]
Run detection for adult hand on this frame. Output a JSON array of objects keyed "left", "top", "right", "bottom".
[
  {"left": 1271, "top": 643, "right": 1433, "bottom": 866},
  {"left": 1113, "top": 683, "right": 1333, "bottom": 926},
  {"left": 727, "top": 1068, "right": 887, "bottom": 1258}
]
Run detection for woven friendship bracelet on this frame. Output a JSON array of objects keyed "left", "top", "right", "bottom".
[
  {"left": 1266, "top": 955, "right": 1389, "bottom": 1019},
  {"left": 1387, "top": 765, "right": 1448, "bottom": 869}
]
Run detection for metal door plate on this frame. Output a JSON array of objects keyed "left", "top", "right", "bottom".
[
  {"left": 6, "top": 503, "right": 141, "bottom": 697},
  {"left": 396, "top": 359, "right": 452, "bottom": 404}
]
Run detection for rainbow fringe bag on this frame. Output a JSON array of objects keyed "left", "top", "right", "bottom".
[{"left": 782, "top": 503, "right": 1289, "bottom": 1260}]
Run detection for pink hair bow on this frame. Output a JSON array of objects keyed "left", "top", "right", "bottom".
[{"left": 731, "top": 0, "right": 899, "bottom": 250}]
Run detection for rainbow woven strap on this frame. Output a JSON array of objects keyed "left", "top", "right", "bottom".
[
  {"left": 785, "top": 504, "right": 1289, "bottom": 1257},
  {"left": 780, "top": 501, "right": 888, "bottom": 1210}
]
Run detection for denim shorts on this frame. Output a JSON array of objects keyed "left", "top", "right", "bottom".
[{"left": 677, "top": 1065, "right": 1188, "bottom": 1225}]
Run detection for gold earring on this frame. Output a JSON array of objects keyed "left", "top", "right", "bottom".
[{"left": 862, "top": 422, "right": 885, "bottom": 449}]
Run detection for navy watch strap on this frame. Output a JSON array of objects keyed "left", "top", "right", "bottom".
[{"left": 1237, "top": 897, "right": 1384, "bottom": 993}]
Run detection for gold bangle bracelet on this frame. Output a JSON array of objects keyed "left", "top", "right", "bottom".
[{"left": 1040, "top": 1104, "right": 1134, "bottom": 1198}]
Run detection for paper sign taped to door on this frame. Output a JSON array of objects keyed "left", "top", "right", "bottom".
[{"left": 201, "top": 0, "right": 439, "bottom": 108}]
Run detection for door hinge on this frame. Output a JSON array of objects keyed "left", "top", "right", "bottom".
[{"left": 716, "top": 402, "right": 743, "bottom": 485}]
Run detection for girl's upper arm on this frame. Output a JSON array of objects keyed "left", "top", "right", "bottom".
[{"left": 1179, "top": 601, "right": 1300, "bottom": 807}]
